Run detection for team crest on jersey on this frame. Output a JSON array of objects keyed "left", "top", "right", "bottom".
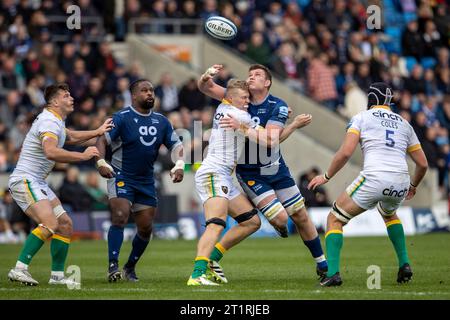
[
  {"left": 247, "top": 180, "right": 255, "bottom": 186},
  {"left": 117, "top": 181, "right": 125, "bottom": 187},
  {"left": 134, "top": 118, "right": 138, "bottom": 123},
  {"left": 221, "top": 186, "right": 228, "bottom": 194}
]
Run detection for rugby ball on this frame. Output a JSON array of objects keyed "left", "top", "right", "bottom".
[{"left": 205, "top": 16, "right": 237, "bottom": 41}]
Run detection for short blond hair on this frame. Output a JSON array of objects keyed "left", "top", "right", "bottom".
[{"left": 226, "top": 79, "right": 249, "bottom": 95}]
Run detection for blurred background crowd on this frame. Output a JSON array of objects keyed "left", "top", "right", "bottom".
[{"left": 0, "top": 0, "right": 449, "bottom": 240}]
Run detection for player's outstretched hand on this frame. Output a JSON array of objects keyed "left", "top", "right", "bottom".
[
  {"left": 96, "top": 118, "right": 114, "bottom": 136},
  {"left": 201, "top": 64, "right": 223, "bottom": 82},
  {"left": 405, "top": 185, "right": 416, "bottom": 200},
  {"left": 82, "top": 146, "right": 100, "bottom": 160},
  {"left": 308, "top": 174, "right": 328, "bottom": 190},
  {"left": 219, "top": 114, "right": 240, "bottom": 130},
  {"left": 292, "top": 114, "right": 312, "bottom": 129}
]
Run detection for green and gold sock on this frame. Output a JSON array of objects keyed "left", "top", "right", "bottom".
[
  {"left": 386, "top": 219, "right": 409, "bottom": 267},
  {"left": 325, "top": 230, "right": 343, "bottom": 277},
  {"left": 18, "top": 227, "right": 46, "bottom": 265},
  {"left": 209, "top": 243, "right": 226, "bottom": 262},
  {"left": 51, "top": 235, "right": 71, "bottom": 272},
  {"left": 191, "top": 256, "right": 209, "bottom": 278}
]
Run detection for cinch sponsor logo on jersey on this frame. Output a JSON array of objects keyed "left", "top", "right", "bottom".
[
  {"left": 214, "top": 112, "right": 225, "bottom": 120},
  {"left": 382, "top": 186, "right": 408, "bottom": 197},
  {"left": 372, "top": 111, "right": 403, "bottom": 122},
  {"left": 138, "top": 125, "right": 157, "bottom": 146}
]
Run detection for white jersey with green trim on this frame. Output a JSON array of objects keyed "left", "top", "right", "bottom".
[
  {"left": 346, "top": 105, "right": 421, "bottom": 178},
  {"left": 10, "top": 109, "right": 66, "bottom": 182},
  {"left": 200, "top": 102, "right": 253, "bottom": 175}
]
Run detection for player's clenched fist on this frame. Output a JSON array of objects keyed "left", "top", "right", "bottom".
[
  {"left": 82, "top": 146, "right": 100, "bottom": 160},
  {"left": 200, "top": 64, "right": 223, "bottom": 82}
]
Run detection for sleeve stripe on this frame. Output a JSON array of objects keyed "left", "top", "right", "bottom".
[
  {"left": 40, "top": 132, "right": 58, "bottom": 141},
  {"left": 407, "top": 144, "right": 422, "bottom": 152},
  {"left": 347, "top": 128, "right": 360, "bottom": 135}
]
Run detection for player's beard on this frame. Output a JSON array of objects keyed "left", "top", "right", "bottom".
[{"left": 140, "top": 98, "right": 154, "bottom": 110}]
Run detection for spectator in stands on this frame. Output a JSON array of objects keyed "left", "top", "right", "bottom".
[
  {"left": 178, "top": 77, "right": 206, "bottom": 114},
  {"left": 244, "top": 32, "right": 272, "bottom": 66},
  {"left": 116, "top": 77, "right": 132, "bottom": 108},
  {"left": 307, "top": 51, "right": 338, "bottom": 110},
  {"left": 8, "top": 114, "right": 29, "bottom": 153},
  {"left": 200, "top": 0, "right": 219, "bottom": 20},
  {"left": 422, "top": 20, "right": 442, "bottom": 58},
  {"left": 155, "top": 72, "right": 179, "bottom": 114},
  {"left": 0, "top": 189, "right": 19, "bottom": 243},
  {"left": 85, "top": 170, "right": 108, "bottom": 211},
  {"left": 271, "top": 41, "right": 303, "bottom": 92},
  {"left": 298, "top": 167, "right": 330, "bottom": 208},
  {"left": 1, "top": 188, "right": 30, "bottom": 238},
  {"left": 181, "top": 0, "right": 199, "bottom": 34},
  {"left": 341, "top": 81, "right": 367, "bottom": 119},
  {"left": 404, "top": 64, "right": 426, "bottom": 95},
  {"left": 0, "top": 91, "right": 22, "bottom": 129},
  {"left": 354, "top": 62, "right": 373, "bottom": 92},
  {"left": 402, "top": 20, "right": 424, "bottom": 60},
  {"left": 58, "top": 166, "right": 93, "bottom": 212}
]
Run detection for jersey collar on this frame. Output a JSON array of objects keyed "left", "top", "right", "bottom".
[
  {"left": 371, "top": 105, "right": 391, "bottom": 111},
  {"left": 45, "top": 108, "right": 63, "bottom": 121},
  {"left": 130, "top": 105, "right": 152, "bottom": 117}
]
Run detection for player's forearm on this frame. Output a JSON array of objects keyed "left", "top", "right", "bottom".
[
  {"left": 241, "top": 126, "right": 279, "bottom": 148},
  {"left": 411, "top": 165, "right": 427, "bottom": 187},
  {"left": 280, "top": 123, "right": 296, "bottom": 143},
  {"left": 95, "top": 135, "right": 107, "bottom": 161},
  {"left": 45, "top": 147, "right": 85, "bottom": 163},
  {"left": 66, "top": 129, "right": 101, "bottom": 145},
  {"left": 326, "top": 151, "right": 351, "bottom": 179}
]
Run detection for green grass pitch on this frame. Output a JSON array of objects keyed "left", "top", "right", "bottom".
[{"left": 0, "top": 233, "right": 449, "bottom": 300}]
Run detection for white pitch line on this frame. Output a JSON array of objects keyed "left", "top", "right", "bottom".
[{"left": 0, "top": 287, "right": 449, "bottom": 297}]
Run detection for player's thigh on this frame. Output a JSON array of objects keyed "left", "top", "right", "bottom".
[
  {"left": 195, "top": 171, "right": 234, "bottom": 205},
  {"left": 203, "top": 197, "right": 228, "bottom": 220},
  {"left": 227, "top": 193, "right": 254, "bottom": 218},
  {"left": 8, "top": 179, "right": 56, "bottom": 227}
]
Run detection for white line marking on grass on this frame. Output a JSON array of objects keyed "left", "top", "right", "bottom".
[{"left": 1, "top": 287, "right": 449, "bottom": 297}]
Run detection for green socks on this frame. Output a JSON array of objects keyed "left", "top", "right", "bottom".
[
  {"left": 325, "top": 230, "right": 343, "bottom": 277},
  {"left": 192, "top": 256, "right": 209, "bottom": 278},
  {"left": 386, "top": 219, "right": 410, "bottom": 267},
  {"left": 209, "top": 243, "right": 226, "bottom": 262},
  {"left": 51, "top": 235, "right": 71, "bottom": 272},
  {"left": 18, "top": 227, "right": 46, "bottom": 265}
]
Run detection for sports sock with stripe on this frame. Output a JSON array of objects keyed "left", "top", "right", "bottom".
[
  {"left": 17, "top": 227, "right": 46, "bottom": 266},
  {"left": 386, "top": 220, "right": 410, "bottom": 267},
  {"left": 325, "top": 230, "right": 343, "bottom": 277},
  {"left": 191, "top": 256, "right": 209, "bottom": 278},
  {"left": 209, "top": 243, "right": 226, "bottom": 262},
  {"left": 51, "top": 235, "right": 70, "bottom": 272},
  {"left": 303, "top": 236, "right": 328, "bottom": 270}
]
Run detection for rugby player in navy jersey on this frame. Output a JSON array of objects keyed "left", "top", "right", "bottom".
[{"left": 95, "top": 79, "right": 184, "bottom": 282}]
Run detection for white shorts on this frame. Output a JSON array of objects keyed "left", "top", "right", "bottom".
[
  {"left": 346, "top": 172, "right": 410, "bottom": 215},
  {"left": 195, "top": 169, "right": 241, "bottom": 204},
  {"left": 8, "top": 178, "right": 58, "bottom": 214}
]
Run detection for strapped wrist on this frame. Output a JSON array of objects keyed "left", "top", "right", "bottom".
[
  {"left": 324, "top": 171, "right": 331, "bottom": 181},
  {"left": 410, "top": 182, "right": 417, "bottom": 188}
]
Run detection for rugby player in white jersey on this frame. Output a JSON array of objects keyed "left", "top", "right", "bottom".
[
  {"left": 188, "top": 79, "right": 313, "bottom": 285},
  {"left": 308, "top": 82, "right": 428, "bottom": 286},
  {"left": 7, "top": 83, "right": 113, "bottom": 286}
]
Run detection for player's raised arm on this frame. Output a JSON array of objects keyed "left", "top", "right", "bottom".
[
  {"left": 197, "top": 64, "right": 227, "bottom": 102},
  {"left": 42, "top": 135, "right": 99, "bottom": 162},
  {"left": 65, "top": 118, "right": 113, "bottom": 146},
  {"left": 280, "top": 113, "right": 312, "bottom": 143},
  {"left": 308, "top": 131, "right": 360, "bottom": 190}
]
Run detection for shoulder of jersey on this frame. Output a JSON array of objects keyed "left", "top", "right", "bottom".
[{"left": 268, "top": 95, "right": 286, "bottom": 106}]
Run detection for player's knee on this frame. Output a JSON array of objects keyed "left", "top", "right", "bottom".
[
  {"left": 290, "top": 208, "right": 310, "bottom": 226},
  {"left": 137, "top": 224, "right": 153, "bottom": 239},
  {"left": 57, "top": 215, "right": 73, "bottom": 236},
  {"left": 205, "top": 217, "right": 226, "bottom": 233},
  {"left": 111, "top": 209, "right": 129, "bottom": 227},
  {"left": 245, "top": 214, "right": 261, "bottom": 233},
  {"left": 270, "top": 212, "right": 288, "bottom": 229}
]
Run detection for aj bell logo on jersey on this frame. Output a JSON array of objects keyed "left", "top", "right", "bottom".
[{"left": 139, "top": 125, "right": 158, "bottom": 146}]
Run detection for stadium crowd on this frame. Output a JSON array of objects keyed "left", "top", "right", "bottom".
[{"left": 0, "top": 0, "right": 449, "bottom": 239}]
